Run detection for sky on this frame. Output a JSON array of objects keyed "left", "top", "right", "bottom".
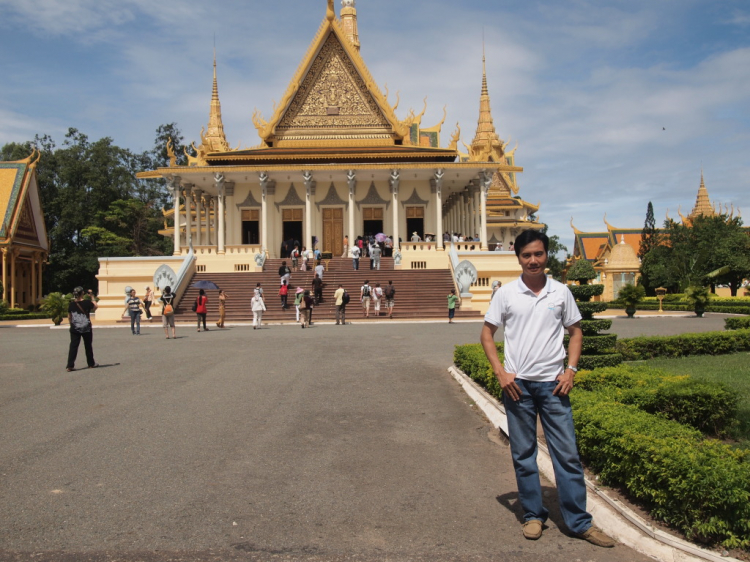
[{"left": 1, "top": 0, "right": 748, "bottom": 250}]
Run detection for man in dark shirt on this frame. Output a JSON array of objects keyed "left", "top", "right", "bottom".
[{"left": 312, "top": 273, "right": 324, "bottom": 305}]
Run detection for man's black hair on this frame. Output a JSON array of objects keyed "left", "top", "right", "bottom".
[{"left": 514, "top": 229, "right": 549, "bottom": 257}]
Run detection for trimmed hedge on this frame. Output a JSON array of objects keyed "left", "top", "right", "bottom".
[
  {"left": 617, "top": 329, "right": 750, "bottom": 360},
  {"left": 566, "top": 334, "right": 617, "bottom": 354},
  {"left": 580, "top": 319, "right": 612, "bottom": 336},
  {"left": 568, "top": 284, "right": 604, "bottom": 302},
  {"left": 575, "top": 365, "right": 738, "bottom": 436},
  {"left": 0, "top": 313, "right": 52, "bottom": 321},
  {"left": 726, "top": 317, "right": 750, "bottom": 330},
  {"left": 609, "top": 301, "right": 750, "bottom": 315},
  {"left": 571, "top": 391, "right": 750, "bottom": 549},
  {"left": 576, "top": 301, "right": 609, "bottom": 318},
  {"left": 578, "top": 353, "right": 624, "bottom": 370},
  {"left": 454, "top": 343, "right": 503, "bottom": 401}
]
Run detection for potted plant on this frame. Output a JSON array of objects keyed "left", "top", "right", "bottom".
[
  {"left": 41, "top": 292, "right": 69, "bottom": 326},
  {"left": 618, "top": 284, "right": 645, "bottom": 318},
  {"left": 684, "top": 285, "right": 710, "bottom": 318}
]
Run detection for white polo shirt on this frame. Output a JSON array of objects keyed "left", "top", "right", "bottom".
[{"left": 484, "top": 276, "right": 581, "bottom": 382}]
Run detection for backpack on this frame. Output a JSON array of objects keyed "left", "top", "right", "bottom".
[
  {"left": 385, "top": 285, "right": 394, "bottom": 298},
  {"left": 362, "top": 285, "right": 371, "bottom": 297},
  {"left": 342, "top": 291, "right": 350, "bottom": 305}
]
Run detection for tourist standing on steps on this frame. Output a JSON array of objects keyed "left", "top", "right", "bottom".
[
  {"left": 334, "top": 284, "right": 346, "bottom": 325},
  {"left": 143, "top": 286, "right": 154, "bottom": 321},
  {"left": 447, "top": 289, "right": 460, "bottom": 324},
  {"left": 216, "top": 289, "right": 227, "bottom": 328},
  {"left": 300, "top": 246, "right": 309, "bottom": 271},
  {"left": 291, "top": 246, "right": 300, "bottom": 270},
  {"left": 315, "top": 261, "right": 325, "bottom": 281},
  {"left": 294, "top": 287, "right": 304, "bottom": 323},
  {"left": 479, "top": 229, "right": 614, "bottom": 548},
  {"left": 160, "top": 286, "right": 176, "bottom": 339},
  {"left": 251, "top": 291, "right": 266, "bottom": 329},
  {"left": 254, "top": 283, "right": 264, "bottom": 299},
  {"left": 279, "top": 280, "right": 289, "bottom": 310},
  {"left": 342, "top": 235, "right": 349, "bottom": 258},
  {"left": 66, "top": 286, "right": 98, "bottom": 372},
  {"left": 371, "top": 243, "right": 382, "bottom": 270},
  {"left": 351, "top": 245, "right": 360, "bottom": 270},
  {"left": 301, "top": 290, "right": 314, "bottom": 328},
  {"left": 278, "top": 261, "right": 291, "bottom": 286},
  {"left": 123, "top": 289, "right": 144, "bottom": 335},
  {"left": 384, "top": 280, "right": 396, "bottom": 318},
  {"left": 373, "top": 282, "right": 383, "bottom": 316},
  {"left": 360, "top": 280, "right": 372, "bottom": 317},
  {"left": 195, "top": 289, "right": 209, "bottom": 332},
  {"left": 312, "top": 273, "right": 324, "bottom": 305}
]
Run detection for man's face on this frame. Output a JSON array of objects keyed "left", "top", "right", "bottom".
[{"left": 517, "top": 240, "right": 548, "bottom": 279}]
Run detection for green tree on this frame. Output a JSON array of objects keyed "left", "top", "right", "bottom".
[{"left": 541, "top": 225, "right": 569, "bottom": 281}]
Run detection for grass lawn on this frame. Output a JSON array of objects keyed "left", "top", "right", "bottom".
[{"left": 640, "top": 352, "right": 750, "bottom": 446}]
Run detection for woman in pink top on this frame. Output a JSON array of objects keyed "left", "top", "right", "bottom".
[{"left": 195, "top": 289, "right": 209, "bottom": 332}]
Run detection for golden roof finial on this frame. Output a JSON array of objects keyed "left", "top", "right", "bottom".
[
  {"left": 340, "top": 0, "right": 360, "bottom": 51},
  {"left": 327, "top": 0, "right": 335, "bottom": 21},
  {"left": 469, "top": 48, "right": 504, "bottom": 162},
  {"left": 201, "top": 50, "right": 230, "bottom": 153},
  {"left": 690, "top": 170, "right": 715, "bottom": 220}
]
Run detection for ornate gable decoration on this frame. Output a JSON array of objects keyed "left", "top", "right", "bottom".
[
  {"left": 275, "top": 184, "right": 306, "bottom": 210},
  {"left": 400, "top": 188, "right": 429, "bottom": 209},
  {"left": 14, "top": 194, "right": 39, "bottom": 243},
  {"left": 315, "top": 183, "right": 348, "bottom": 210},
  {"left": 235, "top": 189, "right": 261, "bottom": 209},
  {"left": 278, "top": 33, "right": 391, "bottom": 134},
  {"left": 356, "top": 182, "right": 390, "bottom": 210}
]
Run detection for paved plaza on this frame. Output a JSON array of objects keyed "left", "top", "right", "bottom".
[{"left": 0, "top": 314, "right": 732, "bottom": 561}]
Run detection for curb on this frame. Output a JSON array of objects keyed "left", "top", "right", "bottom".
[{"left": 447, "top": 365, "right": 740, "bottom": 562}]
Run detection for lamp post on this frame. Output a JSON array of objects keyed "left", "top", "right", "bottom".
[{"left": 656, "top": 287, "right": 667, "bottom": 313}]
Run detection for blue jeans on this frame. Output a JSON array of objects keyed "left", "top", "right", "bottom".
[
  {"left": 503, "top": 379, "right": 591, "bottom": 535},
  {"left": 130, "top": 311, "right": 141, "bottom": 334},
  {"left": 352, "top": 258, "right": 359, "bottom": 270}
]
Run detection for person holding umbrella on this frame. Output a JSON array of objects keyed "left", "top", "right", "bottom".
[{"left": 195, "top": 289, "right": 209, "bottom": 332}]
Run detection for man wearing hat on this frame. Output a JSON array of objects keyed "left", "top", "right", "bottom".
[{"left": 411, "top": 231, "right": 421, "bottom": 242}]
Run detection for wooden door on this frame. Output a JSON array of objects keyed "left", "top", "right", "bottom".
[{"left": 323, "top": 208, "right": 344, "bottom": 255}]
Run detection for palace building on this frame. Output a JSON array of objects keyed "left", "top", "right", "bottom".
[
  {"left": 0, "top": 151, "right": 49, "bottom": 310},
  {"left": 96, "top": 0, "right": 543, "bottom": 320}
]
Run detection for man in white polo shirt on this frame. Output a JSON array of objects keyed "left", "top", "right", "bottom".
[{"left": 480, "top": 229, "right": 614, "bottom": 548}]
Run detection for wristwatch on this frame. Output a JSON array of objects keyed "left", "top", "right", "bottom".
[{"left": 567, "top": 365, "right": 579, "bottom": 373}]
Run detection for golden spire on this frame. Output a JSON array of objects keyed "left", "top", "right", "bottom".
[
  {"left": 468, "top": 50, "right": 504, "bottom": 162},
  {"left": 340, "top": 0, "right": 360, "bottom": 51},
  {"left": 327, "top": 0, "right": 335, "bottom": 21},
  {"left": 202, "top": 50, "right": 230, "bottom": 153},
  {"left": 689, "top": 170, "right": 716, "bottom": 219}
]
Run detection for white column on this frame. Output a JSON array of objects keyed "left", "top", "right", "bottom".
[
  {"left": 183, "top": 183, "right": 193, "bottom": 248},
  {"left": 30, "top": 252, "right": 36, "bottom": 307},
  {"left": 205, "top": 196, "right": 213, "bottom": 246},
  {"left": 347, "top": 170, "right": 356, "bottom": 256},
  {"left": 169, "top": 176, "right": 182, "bottom": 255},
  {"left": 225, "top": 182, "right": 235, "bottom": 246},
  {"left": 480, "top": 171, "right": 491, "bottom": 251},
  {"left": 259, "top": 172, "right": 269, "bottom": 255},
  {"left": 461, "top": 193, "right": 468, "bottom": 237},
  {"left": 194, "top": 188, "right": 203, "bottom": 246},
  {"left": 1, "top": 248, "right": 7, "bottom": 303},
  {"left": 390, "top": 169, "right": 400, "bottom": 250},
  {"left": 434, "top": 169, "right": 444, "bottom": 250},
  {"left": 215, "top": 173, "right": 226, "bottom": 254},
  {"left": 10, "top": 248, "right": 16, "bottom": 308},
  {"left": 303, "top": 171, "right": 315, "bottom": 251},
  {"left": 467, "top": 188, "right": 474, "bottom": 240}
]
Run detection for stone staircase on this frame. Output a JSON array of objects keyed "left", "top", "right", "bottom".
[{"left": 172, "top": 257, "right": 481, "bottom": 322}]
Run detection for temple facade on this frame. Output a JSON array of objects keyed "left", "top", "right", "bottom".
[
  {"left": 96, "top": 0, "right": 543, "bottom": 320},
  {"left": 0, "top": 151, "right": 49, "bottom": 309}
]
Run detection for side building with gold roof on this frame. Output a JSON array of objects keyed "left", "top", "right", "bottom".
[
  {"left": 97, "top": 0, "right": 544, "bottom": 320},
  {"left": 0, "top": 150, "right": 49, "bottom": 309},
  {"left": 567, "top": 172, "right": 742, "bottom": 300}
]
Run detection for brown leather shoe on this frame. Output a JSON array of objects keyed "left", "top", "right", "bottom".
[
  {"left": 576, "top": 527, "right": 615, "bottom": 548},
  {"left": 522, "top": 520, "right": 543, "bottom": 540}
]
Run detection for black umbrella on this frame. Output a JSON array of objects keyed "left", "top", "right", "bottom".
[{"left": 191, "top": 280, "right": 221, "bottom": 290}]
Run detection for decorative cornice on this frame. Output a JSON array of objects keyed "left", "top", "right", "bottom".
[
  {"left": 275, "top": 184, "right": 306, "bottom": 210},
  {"left": 315, "top": 183, "right": 348, "bottom": 210},
  {"left": 400, "top": 187, "right": 429, "bottom": 209},
  {"left": 356, "top": 181, "right": 390, "bottom": 210}
]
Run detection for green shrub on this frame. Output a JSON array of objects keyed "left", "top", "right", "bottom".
[
  {"left": 608, "top": 302, "right": 750, "bottom": 314},
  {"left": 576, "top": 301, "right": 608, "bottom": 319},
  {"left": 617, "top": 330, "right": 750, "bottom": 360},
  {"left": 454, "top": 343, "right": 503, "bottom": 401},
  {"left": 576, "top": 365, "right": 739, "bottom": 436},
  {"left": 578, "top": 354, "right": 624, "bottom": 370},
  {"left": 568, "top": 284, "right": 604, "bottom": 302},
  {"left": 726, "top": 318, "right": 750, "bottom": 330},
  {"left": 0, "top": 312, "right": 53, "bottom": 321},
  {"left": 571, "top": 391, "right": 750, "bottom": 549},
  {"left": 580, "top": 319, "right": 612, "bottom": 336},
  {"left": 566, "top": 260, "right": 597, "bottom": 283}
]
